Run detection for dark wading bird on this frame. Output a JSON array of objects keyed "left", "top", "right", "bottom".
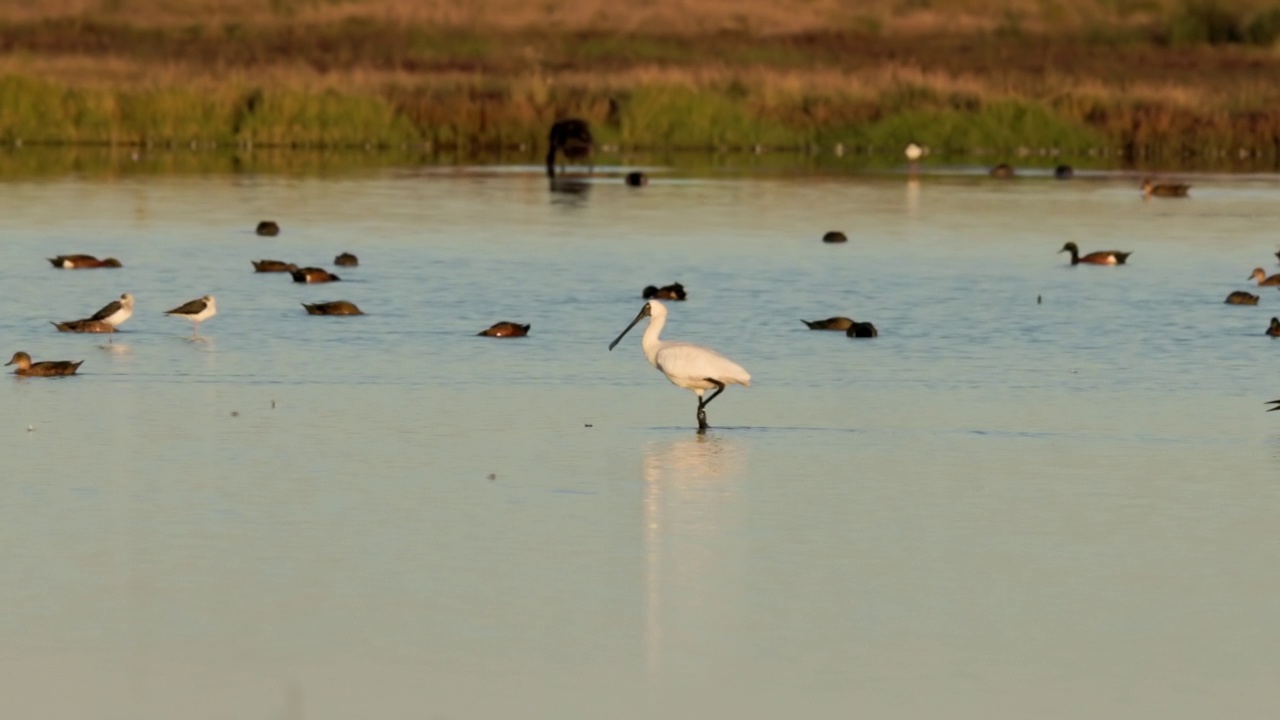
[
  {"left": 256, "top": 221, "right": 280, "bottom": 236},
  {"left": 643, "top": 283, "right": 687, "bottom": 301},
  {"left": 1248, "top": 268, "right": 1280, "bottom": 287},
  {"left": 609, "top": 300, "right": 751, "bottom": 433},
  {"left": 1141, "top": 178, "right": 1190, "bottom": 198},
  {"left": 478, "top": 322, "right": 530, "bottom": 337},
  {"left": 334, "top": 252, "right": 359, "bottom": 267},
  {"left": 48, "top": 254, "right": 122, "bottom": 269},
  {"left": 801, "top": 317, "right": 854, "bottom": 331},
  {"left": 52, "top": 292, "right": 134, "bottom": 342},
  {"left": 252, "top": 260, "right": 298, "bottom": 273},
  {"left": 1059, "top": 242, "right": 1131, "bottom": 266},
  {"left": 164, "top": 295, "right": 217, "bottom": 338},
  {"left": 291, "top": 267, "right": 341, "bottom": 283},
  {"left": 1225, "top": 291, "right": 1260, "bottom": 305},
  {"left": 6, "top": 351, "right": 82, "bottom": 377},
  {"left": 303, "top": 301, "right": 363, "bottom": 316},
  {"left": 546, "top": 118, "right": 594, "bottom": 178}
]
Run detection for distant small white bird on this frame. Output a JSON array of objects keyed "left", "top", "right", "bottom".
[
  {"left": 904, "top": 142, "right": 924, "bottom": 161},
  {"left": 164, "top": 295, "right": 217, "bottom": 338},
  {"left": 609, "top": 299, "right": 751, "bottom": 432}
]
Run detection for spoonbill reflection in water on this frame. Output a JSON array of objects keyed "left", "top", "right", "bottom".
[{"left": 609, "top": 300, "right": 751, "bottom": 433}]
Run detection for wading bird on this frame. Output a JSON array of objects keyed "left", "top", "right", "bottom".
[
  {"left": 609, "top": 300, "right": 751, "bottom": 433},
  {"left": 164, "top": 295, "right": 217, "bottom": 338},
  {"left": 1059, "top": 242, "right": 1131, "bottom": 266},
  {"left": 546, "top": 119, "right": 593, "bottom": 178},
  {"left": 52, "top": 292, "right": 134, "bottom": 342},
  {"left": 6, "top": 351, "right": 82, "bottom": 377}
]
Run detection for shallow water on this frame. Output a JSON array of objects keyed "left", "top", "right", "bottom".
[{"left": 1, "top": 164, "right": 1279, "bottom": 719}]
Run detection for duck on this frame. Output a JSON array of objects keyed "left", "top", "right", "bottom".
[
  {"left": 51, "top": 319, "right": 115, "bottom": 333},
  {"left": 1141, "top": 178, "right": 1190, "bottom": 198},
  {"left": 801, "top": 317, "right": 854, "bottom": 331},
  {"left": 164, "top": 295, "right": 217, "bottom": 337},
  {"left": 1249, "top": 268, "right": 1280, "bottom": 286},
  {"left": 252, "top": 259, "right": 298, "bottom": 273},
  {"left": 256, "top": 220, "right": 280, "bottom": 236},
  {"left": 822, "top": 231, "right": 847, "bottom": 243},
  {"left": 625, "top": 171, "right": 649, "bottom": 187},
  {"left": 989, "top": 163, "right": 1015, "bottom": 178},
  {"left": 302, "top": 301, "right": 363, "bottom": 316},
  {"left": 1054, "top": 165, "right": 1074, "bottom": 179},
  {"left": 1225, "top": 291, "right": 1260, "bottom": 305},
  {"left": 1059, "top": 242, "right": 1132, "bottom": 266},
  {"left": 291, "top": 267, "right": 341, "bottom": 283},
  {"left": 1269, "top": 318, "right": 1280, "bottom": 337},
  {"left": 643, "top": 283, "right": 687, "bottom": 301},
  {"left": 47, "top": 255, "right": 122, "bottom": 269},
  {"left": 6, "top": 351, "right": 83, "bottom": 377},
  {"left": 51, "top": 292, "right": 134, "bottom": 338},
  {"left": 478, "top": 322, "right": 530, "bottom": 337},
  {"left": 846, "top": 322, "right": 879, "bottom": 338},
  {"left": 334, "top": 252, "right": 359, "bottom": 267}
]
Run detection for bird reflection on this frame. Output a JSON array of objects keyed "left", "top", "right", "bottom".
[
  {"left": 641, "top": 434, "right": 746, "bottom": 682},
  {"left": 549, "top": 176, "right": 591, "bottom": 205}
]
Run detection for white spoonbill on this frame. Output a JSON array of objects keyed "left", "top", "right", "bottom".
[{"left": 609, "top": 300, "right": 751, "bottom": 432}]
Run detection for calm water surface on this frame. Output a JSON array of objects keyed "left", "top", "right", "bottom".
[{"left": 1, "top": 164, "right": 1279, "bottom": 719}]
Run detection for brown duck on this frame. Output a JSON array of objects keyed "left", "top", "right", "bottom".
[
  {"left": 989, "top": 163, "right": 1015, "bottom": 178},
  {"left": 334, "top": 252, "right": 359, "bottom": 267},
  {"left": 1059, "top": 242, "right": 1131, "bottom": 266},
  {"left": 252, "top": 260, "right": 298, "bottom": 273},
  {"left": 1225, "top": 291, "right": 1260, "bottom": 305},
  {"left": 48, "top": 254, "right": 122, "bottom": 269},
  {"left": 1141, "top": 178, "right": 1190, "bottom": 198},
  {"left": 1249, "top": 268, "right": 1280, "bottom": 286},
  {"left": 303, "top": 301, "right": 363, "bottom": 316},
  {"left": 1269, "top": 318, "right": 1280, "bottom": 337},
  {"left": 643, "top": 283, "right": 687, "bottom": 301},
  {"left": 291, "top": 267, "right": 341, "bottom": 283},
  {"left": 51, "top": 319, "right": 116, "bottom": 333},
  {"left": 6, "top": 351, "right": 83, "bottom": 377},
  {"left": 478, "top": 322, "right": 530, "bottom": 337},
  {"left": 801, "top": 317, "right": 854, "bottom": 331},
  {"left": 822, "top": 231, "right": 847, "bottom": 243},
  {"left": 256, "top": 220, "right": 280, "bottom": 236}
]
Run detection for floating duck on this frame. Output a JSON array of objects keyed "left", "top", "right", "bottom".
[
  {"left": 256, "top": 221, "right": 280, "bottom": 236},
  {"left": 989, "top": 163, "right": 1015, "bottom": 178},
  {"left": 6, "top": 351, "right": 82, "bottom": 377},
  {"left": 51, "top": 319, "right": 116, "bottom": 333},
  {"left": 164, "top": 295, "right": 217, "bottom": 337},
  {"left": 1059, "top": 242, "right": 1132, "bottom": 266},
  {"left": 643, "top": 283, "right": 687, "bottom": 301},
  {"left": 822, "top": 231, "right": 847, "bottom": 243},
  {"left": 334, "top": 252, "right": 359, "bottom": 267},
  {"left": 478, "top": 322, "right": 530, "bottom": 337},
  {"left": 252, "top": 260, "right": 298, "bottom": 273},
  {"left": 1225, "top": 291, "right": 1260, "bottom": 305},
  {"left": 1054, "top": 165, "right": 1074, "bottom": 179},
  {"left": 303, "top": 301, "right": 364, "bottom": 316},
  {"left": 801, "top": 317, "right": 854, "bottom": 331},
  {"left": 625, "top": 172, "right": 649, "bottom": 187},
  {"left": 1249, "top": 268, "right": 1280, "bottom": 286},
  {"left": 291, "top": 267, "right": 341, "bottom": 283},
  {"left": 1269, "top": 318, "right": 1280, "bottom": 337},
  {"left": 1141, "top": 178, "right": 1190, "bottom": 198},
  {"left": 47, "top": 255, "right": 122, "bottom": 269}
]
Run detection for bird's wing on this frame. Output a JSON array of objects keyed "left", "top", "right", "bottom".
[
  {"left": 89, "top": 300, "right": 122, "bottom": 321},
  {"left": 656, "top": 342, "right": 751, "bottom": 385},
  {"left": 166, "top": 298, "right": 206, "bottom": 315}
]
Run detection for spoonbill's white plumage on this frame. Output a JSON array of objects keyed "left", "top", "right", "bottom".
[{"left": 609, "top": 300, "right": 751, "bottom": 432}]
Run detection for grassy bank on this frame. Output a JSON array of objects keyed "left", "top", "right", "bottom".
[{"left": 2, "top": 2, "right": 1280, "bottom": 159}]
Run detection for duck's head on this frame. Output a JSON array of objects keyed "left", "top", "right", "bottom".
[
  {"left": 1059, "top": 242, "right": 1079, "bottom": 254},
  {"left": 5, "top": 351, "right": 31, "bottom": 369},
  {"left": 102, "top": 258, "right": 122, "bottom": 267}
]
